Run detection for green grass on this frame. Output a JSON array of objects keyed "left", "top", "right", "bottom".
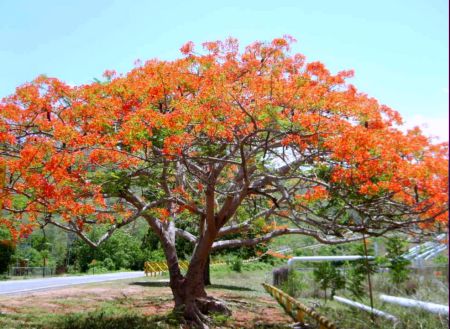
[
  {"left": 52, "top": 304, "right": 176, "bottom": 329},
  {"left": 279, "top": 269, "right": 449, "bottom": 329},
  {"left": 1, "top": 260, "right": 447, "bottom": 329},
  {"left": 312, "top": 298, "right": 449, "bottom": 329},
  {"left": 0, "top": 310, "right": 60, "bottom": 329},
  {"left": 209, "top": 261, "right": 277, "bottom": 294},
  {"left": 0, "top": 298, "right": 178, "bottom": 329},
  {"left": 0, "top": 261, "right": 290, "bottom": 329}
]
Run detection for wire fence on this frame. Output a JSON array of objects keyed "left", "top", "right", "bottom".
[{"left": 8, "top": 266, "right": 55, "bottom": 277}]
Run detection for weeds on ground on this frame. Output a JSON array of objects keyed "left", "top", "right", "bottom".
[
  {"left": 279, "top": 269, "right": 449, "bottom": 329},
  {"left": 52, "top": 304, "right": 178, "bottom": 329}
]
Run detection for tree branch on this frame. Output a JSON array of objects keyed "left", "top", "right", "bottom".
[{"left": 212, "top": 227, "right": 364, "bottom": 250}]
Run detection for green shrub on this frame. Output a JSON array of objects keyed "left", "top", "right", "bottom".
[
  {"left": 381, "top": 236, "right": 411, "bottom": 286},
  {"left": 346, "top": 262, "right": 366, "bottom": 300},
  {"left": 343, "top": 240, "right": 378, "bottom": 300},
  {"left": 13, "top": 245, "right": 43, "bottom": 267},
  {"left": 227, "top": 257, "right": 243, "bottom": 272},
  {"left": 281, "top": 270, "right": 306, "bottom": 298},
  {"left": 101, "top": 258, "right": 116, "bottom": 271},
  {"left": 87, "top": 260, "right": 108, "bottom": 274},
  {"left": 72, "top": 229, "right": 145, "bottom": 272},
  {"left": 313, "top": 263, "right": 345, "bottom": 300}
]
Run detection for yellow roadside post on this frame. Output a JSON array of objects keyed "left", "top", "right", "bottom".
[
  {"left": 149, "top": 263, "right": 157, "bottom": 276},
  {"left": 154, "top": 262, "right": 164, "bottom": 274},
  {"left": 285, "top": 297, "right": 292, "bottom": 314},
  {"left": 296, "top": 308, "right": 305, "bottom": 323},
  {"left": 262, "top": 283, "right": 338, "bottom": 329},
  {"left": 144, "top": 262, "right": 151, "bottom": 276}
]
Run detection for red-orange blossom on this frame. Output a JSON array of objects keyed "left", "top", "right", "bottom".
[{"left": 0, "top": 36, "right": 447, "bottom": 326}]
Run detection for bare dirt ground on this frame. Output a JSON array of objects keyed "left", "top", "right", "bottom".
[{"left": 0, "top": 274, "right": 291, "bottom": 328}]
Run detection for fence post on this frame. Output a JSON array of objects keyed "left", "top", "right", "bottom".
[
  {"left": 296, "top": 309, "right": 304, "bottom": 323},
  {"left": 286, "top": 298, "right": 292, "bottom": 313}
]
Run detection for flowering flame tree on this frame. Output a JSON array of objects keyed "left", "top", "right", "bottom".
[{"left": 0, "top": 37, "right": 447, "bottom": 327}]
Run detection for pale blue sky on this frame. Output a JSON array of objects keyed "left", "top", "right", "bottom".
[{"left": 1, "top": 0, "right": 448, "bottom": 140}]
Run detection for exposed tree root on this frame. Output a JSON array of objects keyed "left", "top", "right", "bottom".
[
  {"left": 196, "top": 296, "right": 231, "bottom": 316},
  {"left": 179, "top": 296, "right": 232, "bottom": 329}
]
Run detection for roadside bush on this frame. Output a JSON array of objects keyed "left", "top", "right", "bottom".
[
  {"left": 101, "top": 258, "right": 116, "bottom": 271},
  {"left": 87, "top": 261, "right": 109, "bottom": 274},
  {"left": 13, "top": 245, "right": 43, "bottom": 267},
  {"left": 227, "top": 257, "right": 242, "bottom": 272},
  {"left": 281, "top": 270, "right": 306, "bottom": 298},
  {"left": 72, "top": 229, "right": 145, "bottom": 272}
]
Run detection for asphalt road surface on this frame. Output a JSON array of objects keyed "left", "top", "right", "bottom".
[{"left": 0, "top": 271, "right": 145, "bottom": 295}]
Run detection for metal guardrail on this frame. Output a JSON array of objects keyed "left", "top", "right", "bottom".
[
  {"left": 262, "top": 283, "right": 338, "bottom": 329},
  {"left": 143, "top": 260, "right": 226, "bottom": 276}
]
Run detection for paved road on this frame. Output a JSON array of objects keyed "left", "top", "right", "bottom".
[{"left": 0, "top": 271, "right": 145, "bottom": 295}]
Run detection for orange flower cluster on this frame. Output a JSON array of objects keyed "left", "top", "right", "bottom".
[
  {"left": 296, "top": 186, "right": 329, "bottom": 203},
  {"left": 265, "top": 250, "right": 292, "bottom": 259},
  {"left": 152, "top": 208, "right": 171, "bottom": 222},
  {"left": 262, "top": 221, "right": 288, "bottom": 233},
  {"left": 0, "top": 36, "right": 447, "bottom": 240}
]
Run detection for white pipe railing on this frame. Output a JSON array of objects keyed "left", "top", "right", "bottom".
[
  {"left": 423, "top": 245, "right": 448, "bottom": 261},
  {"left": 275, "top": 248, "right": 292, "bottom": 254},
  {"left": 415, "top": 245, "right": 444, "bottom": 259},
  {"left": 380, "top": 294, "right": 449, "bottom": 316},
  {"left": 333, "top": 296, "right": 398, "bottom": 322},
  {"left": 287, "top": 255, "right": 373, "bottom": 267},
  {"left": 403, "top": 234, "right": 448, "bottom": 261},
  {"left": 406, "top": 241, "right": 434, "bottom": 253}
]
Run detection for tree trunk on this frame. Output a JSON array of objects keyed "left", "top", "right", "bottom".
[
  {"left": 203, "top": 255, "right": 211, "bottom": 286},
  {"left": 168, "top": 233, "right": 230, "bottom": 328},
  {"left": 170, "top": 259, "right": 229, "bottom": 328},
  {"left": 145, "top": 211, "right": 229, "bottom": 328}
]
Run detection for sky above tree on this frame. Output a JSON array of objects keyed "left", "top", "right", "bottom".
[{"left": 0, "top": 0, "right": 448, "bottom": 141}]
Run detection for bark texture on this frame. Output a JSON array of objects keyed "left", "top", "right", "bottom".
[{"left": 164, "top": 226, "right": 229, "bottom": 328}]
